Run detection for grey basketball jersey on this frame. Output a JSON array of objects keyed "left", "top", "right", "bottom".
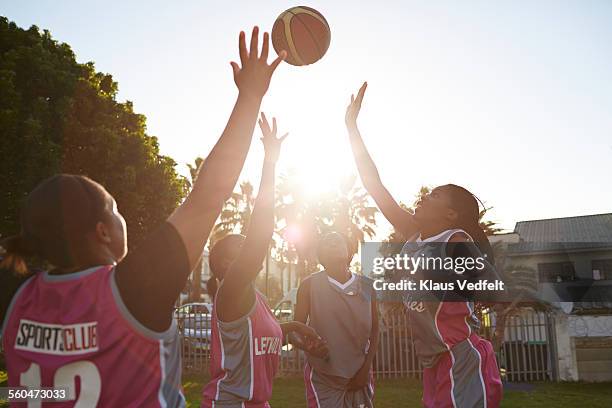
[
  {"left": 202, "top": 288, "right": 283, "bottom": 407},
  {"left": 400, "top": 229, "right": 493, "bottom": 367},
  {"left": 306, "top": 270, "right": 374, "bottom": 380}
]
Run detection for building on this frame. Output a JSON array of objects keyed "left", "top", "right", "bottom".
[
  {"left": 505, "top": 213, "right": 612, "bottom": 307},
  {"left": 501, "top": 213, "right": 612, "bottom": 381}
]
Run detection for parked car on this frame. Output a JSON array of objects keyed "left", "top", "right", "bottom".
[
  {"left": 175, "top": 302, "right": 213, "bottom": 350},
  {"left": 271, "top": 289, "right": 301, "bottom": 357},
  {"left": 273, "top": 288, "right": 297, "bottom": 322}
]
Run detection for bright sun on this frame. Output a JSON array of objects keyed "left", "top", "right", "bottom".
[{"left": 278, "top": 133, "right": 354, "bottom": 198}]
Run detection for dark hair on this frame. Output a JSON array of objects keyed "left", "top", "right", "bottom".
[
  {"left": 207, "top": 234, "right": 246, "bottom": 298},
  {"left": 0, "top": 235, "right": 34, "bottom": 276},
  {"left": 316, "top": 231, "right": 353, "bottom": 265},
  {"left": 442, "top": 184, "right": 494, "bottom": 262},
  {"left": 0, "top": 174, "right": 110, "bottom": 274}
]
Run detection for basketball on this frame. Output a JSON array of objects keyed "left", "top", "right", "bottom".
[{"left": 271, "top": 6, "right": 331, "bottom": 66}]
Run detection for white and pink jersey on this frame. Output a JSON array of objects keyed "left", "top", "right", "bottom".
[
  {"left": 1, "top": 265, "right": 184, "bottom": 407},
  {"left": 202, "top": 289, "right": 282, "bottom": 408}
]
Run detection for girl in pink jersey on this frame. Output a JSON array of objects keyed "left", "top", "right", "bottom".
[
  {"left": 202, "top": 114, "right": 323, "bottom": 408},
  {"left": 344, "top": 82, "right": 504, "bottom": 408},
  {"left": 1, "top": 27, "right": 286, "bottom": 407}
]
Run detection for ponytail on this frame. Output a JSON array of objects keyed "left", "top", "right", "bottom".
[
  {"left": 461, "top": 221, "right": 495, "bottom": 264},
  {"left": 0, "top": 235, "right": 33, "bottom": 276},
  {"left": 443, "top": 184, "right": 495, "bottom": 264}
]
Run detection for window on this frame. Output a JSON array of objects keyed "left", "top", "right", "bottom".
[
  {"left": 537, "top": 262, "right": 575, "bottom": 283},
  {"left": 592, "top": 259, "right": 612, "bottom": 280}
]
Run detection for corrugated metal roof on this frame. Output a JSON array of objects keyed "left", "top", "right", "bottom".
[
  {"left": 507, "top": 242, "right": 612, "bottom": 254},
  {"left": 514, "top": 213, "right": 612, "bottom": 243},
  {"left": 509, "top": 214, "right": 612, "bottom": 311},
  {"left": 573, "top": 301, "right": 612, "bottom": 311}
]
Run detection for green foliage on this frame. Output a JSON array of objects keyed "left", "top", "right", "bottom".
[
  {"left": 0, "top": 17, "right": 188, "bottom": 250},
  {"left": 206, "top": 170, "right": 378, "bottom": 283},
  {"left": 274, "top": 171, "right": 378, "bottom": 279},
  {"left": 209, "top": 181, "right": 254, "bottom": 248}
]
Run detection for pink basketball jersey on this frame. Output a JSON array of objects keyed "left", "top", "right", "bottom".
[
  {"left": 2, "top": 265, "right": 184, "bottom": 407},
  {"left": 202, "top": 289, "right": 283, "bottom": 408}
]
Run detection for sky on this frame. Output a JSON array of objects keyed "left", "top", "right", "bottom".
[{"left": 4, "top": 0, "right": 612, "bottom": 235}]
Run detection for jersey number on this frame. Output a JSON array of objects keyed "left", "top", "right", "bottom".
[{"left": 20, "top": 361, "right": 101, "bottom": 407}]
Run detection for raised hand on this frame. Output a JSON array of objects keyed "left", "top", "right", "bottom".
[
  {"left": 258, "top": 112, "right": 288, "bottom": 163},
  {"left": 345, "top": 81, "right": 368, "bottom": 129},
  {"left": 231, "top": 27, "right": 287, "bottom": 99}
]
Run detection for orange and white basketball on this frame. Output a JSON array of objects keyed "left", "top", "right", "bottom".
[{"left": 271, "top": 6, "right": 331, "bottom": 66}]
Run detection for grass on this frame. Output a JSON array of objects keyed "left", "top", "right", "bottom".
[
  {"left": 183, "top": 373, "right": 612, "bottom": 408},
  {"left": 2, "top": 370, "right": 612, "bottom": 407}
]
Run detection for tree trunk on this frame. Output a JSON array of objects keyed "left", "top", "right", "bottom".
[{"left": 492, "top": 303, "right": 511, "bottom": 353}]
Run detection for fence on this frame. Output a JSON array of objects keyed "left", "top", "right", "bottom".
[
  {"left": 497, "top": 310, "right": 558, "bottom": 382},
  {"left": 177, "top": 307, "right": 558, "bottom": 382}
]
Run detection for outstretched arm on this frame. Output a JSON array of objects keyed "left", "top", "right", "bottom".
[
  {"left": 345, "top": 82, "right": 418, "bottom": 239},
  {"left": 216, "top": 113, "right": 286, "bottom": 322},
  {"left": 116, "top": 28, "right": 286, "bottom": 332},
  {"left": 169, "top": 28, "right": 286, "bottom": 270}
]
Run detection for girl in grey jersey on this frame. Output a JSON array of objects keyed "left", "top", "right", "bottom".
[
  {"left": 344, "top": 82, "right": 503, "bottom": 408},
  {"left": 295, "top": 232, "right": 379, "bottom": 408}
]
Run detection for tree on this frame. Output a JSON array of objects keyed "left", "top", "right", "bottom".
[
  {"left": 206, "top": 169, "right": 379, "bottom": 296},
  {"left": 485, "top": 242, "right": 539, "bottom": 352},
  {"left": 209, "top": 181, "right": 254, "bottom": 248},
  {"left": 274, "top": 171, "right": 378, "bottom": 281},
  {"left": 207, "top": 179, "right": 266, "bottom": 298},
  {"left": 0, "top": 18, "right": 188, "bottom": 253},
  {"left": 273, "top": 169, "right": 319, "bottom": 280}
]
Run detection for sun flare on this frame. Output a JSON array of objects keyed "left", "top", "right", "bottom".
[{"left": 278, "top": 136, "right": 354, "bottom": 199}]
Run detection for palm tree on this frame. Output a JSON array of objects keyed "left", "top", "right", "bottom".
[
  {"left": 203, "top": 170, "right": 379, "bottom": 294},
  {"left": 184, "top": 160, "right": 258, "bottom": 302},
  {"left": 209, "top": 181, "right": 254, "bottom": 248},
  {"left": 486, "top": 241, "right": 538, "bottom": 352},
  {"left": 274, "top": 171, "right": 378, "bottom": 282}
]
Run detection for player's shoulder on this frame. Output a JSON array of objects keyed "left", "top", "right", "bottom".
[
  {"left": 356, "top": 273, "right": 375, "bottom": 285},
  {"left": 356, "top": 273, "right": 376, "bottom": 294},
  {"left": 447, "top": 229, "right": 472, "bottom": 243},
  {"left": 297, "top": 273, "right": 314, "bottom": 293},
  {"left": 309, "top": 270, "right": 328, "bottom": 283}
]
